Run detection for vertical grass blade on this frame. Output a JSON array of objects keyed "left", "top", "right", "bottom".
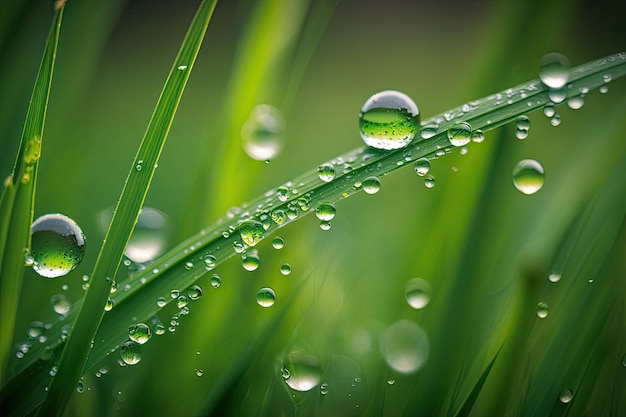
[
  {"left": 0, "top": 2, "right": 65, "bottom": 385},
  {"left": 453, "top": 346, "right": 502, "bottom": 417},
  {"left": 35, "top": 1, "right": 218, "bottom": 415}
]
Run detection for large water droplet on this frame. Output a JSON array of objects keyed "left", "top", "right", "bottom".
[
  {"left": 242, "top": 250, "right": 260, "bottom": 271},
  {"left": 512, "top": 159, "right": 545, "bottom": 195},
  {"left": 282, "top": 351, "right": 322, "bottom": 391},
  {"left": 414, "top": 158, "right": 430, "bottom": 176},
  {"left": 447, "top": 122, "right": 472, "bottom": 147},
  {"left": 120, "top": 341, "right": 142, "bottom": 365},
  {"left": 539, "top": 53, "right": 571, "bottom": 89},
  {"left": 30, "top": 213, "right": 86, "bottom": 278},
  {"left": 256, "top": 287, "right": 276, "bottom": 307},
  {"left": 405, "top": 278, "right": 431, "bottom": 309},
  {"left": 317, "top": 163, "right": 336, "bottom": 182},
  {"left": 128, "top": 323, "right": 151, "bottom": 344},
  {"left": 241, "top": 104, "right": 285, "bottom": 161},
  {"left": 359, "top": 90, "right": 419, "bottom": 150},
  {"left": 239, "top": 220, "right": 266, "bottom": 247},
  {"left": 362, "top": 176, "right": 381, "bottom": 194},
  {"left": 536, "top": 302, "right": 549, "bottom": 318},
  {"left": 315, "top": 202, "right": 336, "bottom": 221},
  {"left": 381, "top": 320, "right": 429, "bottom": 374}
]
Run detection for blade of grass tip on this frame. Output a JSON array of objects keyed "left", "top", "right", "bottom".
[
  {"left": 34, "top": 1, "right": 218, "bottom": 416},
  {"left": 453, "top": 345, "right": 503, "bottom": 417},
  {"left": 0, "top": 1, "right": 64, "bottom": 385}
]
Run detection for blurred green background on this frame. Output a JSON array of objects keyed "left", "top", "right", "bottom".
[{"left": 1, "top": 0, "right": 625, "bottom": 416}]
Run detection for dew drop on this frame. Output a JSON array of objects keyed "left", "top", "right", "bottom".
[
  {"left": 120, "top": 341, "right": 142, "bottom": 365},
  {"left": 405, "top": 278, "right": 431, "bottom": 309},
  {"left": 567, "top": 96, "right": 584, "bottom": 110},
  {"left": 543, "top": 103, "right": 556, "bottom": 117},
  {"left": 315, "top": 203, "right": 336, "bottom": 221},
  {"left": 602, "top": 73, "right": 612, "bottom": 83},
  {"left": 548, "top": 273, "right": 561, "bottom": 283},
  {"left": 196, "top": 369, "right": 203, "bottom": 377},
  {"left": 320, "top": 382, "right": 329, "bottom": 395},
  {"left": 30, "top": 213, "right": 86, "bottom": 278},
  {"left": 559, "top": 389, "right": 573, "bottom": 404},
  {"left": 550, "top": 114, "right": 561, "bottom": 126},
  {"left": 319, "top": 221, "right": 332, "bottom": 231},
  {"left": 536, "top": 302, "right": 549, "bottom": 318},
  {"left": 210, "top": 274, "right": 221, "bottom": 288},
  {"left": 184, "top": 261, "right": 194, "bottom": 270},
  {"left": 515, "top": 115, "right": 530, "bottom": 140},
  {"left": 424, "top": 175, "right": 436, "bottom": 189},
  {"left": 471, "top": 129, "right": 485, "bottom": 143},
  {"left": 123, "top": 207, "right": 170, "bottom": 264},
  {"left": 104, "top": 298, "right": 114, "bottom": 311},
  {"left": 381, "top": 320, "right": 429, "bottom": 374},
  {"left": 317, "top": 163, "right": 336, "bottom": 182},
  {"left": 280, "top": 263, "right": 292, "bottom": 276},
  {"left": 447, "top": 122, "right": 472, "bottom": 147},
  {"left": 512, "top": 159, "right": 545, "bottom": 195},
  {"left": 539, "top": 53, "right": 570, "bottom": 89},
  {"left": 154, "top": 322, "right": 165, "bottom": 335},
  {"left": 548, "top": 88, "right": 566, "bottom": 104},
  {"left": 282, "top": 351, "right": 322, "bottom": 391},
  {"left": 271, "top": 236, "right": 284, "bottom": 249},
  {"left": 362, "top": 176, "right": 381, "bottom": 194},
  {"left": 170, "top": 289, "right": 179, "bottom": 299},
  {"left": 128, "top": 323, "right": 151, "bottom": 344},
  {"left": 359, "top": 90, "right": 420, "bottom": 150},
  {"left": 156, "top": 297, "right": 166, "bottom": 308},
  {"left": 203, "top": 254, "right": 216, "bottom": 270},
  {"left": 27, "top": 321, "right": 45, "bottom": 338},
  {"left": 419, "top": 124, "right": 438, "bottom": 139},
  {"left": 241, "top": 104, "right": 285, "bottom": 161},
  {"left": 187, "top": 284, "right": 203, "bottom": 300},
  {"left": 51, "top": 294, "right": 71, "bottom": 317},
  {"left": 276, "top": 186, "right": 290, "bottom": 202},
  {"left": 242, "top": 251, "right": 260, "bottom": 271},
  {"left": 256, "top": 287, "right": 276, "bottom": 307},
  {"left": 177, "top": 295, "right": 188, "bottom": 309},
  {"left": 414, "top": 158, "right": 430, "bottom": 176},
  {"left": 239, "top": 220, "right": 266, "bottom": 247},
  {"left": 599, "top": 85, "right": 608, "bottom": 94}
]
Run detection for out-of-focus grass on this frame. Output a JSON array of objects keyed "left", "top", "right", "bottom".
[{"left": 1, "top": 0, "right": 625, "bottom": 416}]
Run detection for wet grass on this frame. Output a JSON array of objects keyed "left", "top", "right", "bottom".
[{"left": 1, "top": 1, "right": 625, "bottom": 416}]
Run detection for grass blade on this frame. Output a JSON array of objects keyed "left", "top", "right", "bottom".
[
  {"left": 0, "top": 1, "right": 65, "bottom": 385},
  {"left": 34, "top": 1, "right": 218, "bottom": 415},
  {"left": 453, "top": 345, "right": 502, "bottom": 417}
]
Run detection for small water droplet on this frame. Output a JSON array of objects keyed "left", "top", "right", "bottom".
[
  {"left": 282, "top": 351, "right": 322, "bottom": 391},
  {"left": 203, "top": 254, "right": 216, "bottom": 270},
  {"left": 317, "top": 163, "right": 336, "bottom": 182},
  {"left": 543, "top": 103, "right": 556, "bottom": 117},
  {"left": 27, "top": 321, "right": 45, "bottom": 338},
  {"left": 120, "top": 341, "right": 142, "bottom": 365},
  {"left": 362, "top": 176, "right": 381, "bottom": 194},
  {"left": 550, "top": 114, "right": 561, "bottom": 126},
  {"left": 539, "top": 53, "right": 570, "bottom": 89},
  {"left": 271, "top": 236, "right": 284, "bottom": 249},
  {"left": 447, "top": 122, "right": 472, "bottom": 147},
  {"left": 196, "top": 369, "right": 203, "bottom": 377},
  {"left": 177, "top": 65, "right": 187, "bottom": 70},
  {"left": 239, "top": 220, "right": 266, "bottom": 247},
  {"left": 599, "top": 85, "right": 609, "bottom": 94},
  {"left": 420, "top": 124, "right": 438, "bottom": 139},
  {"left": 187, "top": 285, "right": 203, "bottom": 300},
  {"left": 135, "top": 160, "right": 143, "bottom": 171},
  {"left": 280, "top": 263, "right": 292, "bottom": 276},
  {"left": 320, "top": 382, "right": 329, "bottom": 394},
  {"left": 210, "top": 274, "right": 221, "bottom": 288},
  {"left": 405, "top": 278, "right": 431, "bottom": 309},
  {"left": 414, "top": 158, "right": 430, "bottom": 176},
  {"left": 515, "top": 115, "right": 530, "bottom": 139},
  {"left": 76, "top": 382, "right": 84, "bottom": 393},
  {"left": 536, "top": 302, "right": 549, "bottom": 318},
  {"left": 128, "top": 323, "right": 151, "bottom": 344},
  {"left": 471, "top": 129, "right": 485, "bottom": 143},
  {"left": 512, "top": 159, "right": 544, "bottom": 195},
  {"left": 177, "top": 295, "right": 188, "bottom": 309},
  {"left": 567, "top": 96, "right": 584, "bottom": 110},
  {"left": 30, "top": 213, "right": 86, "bottom": 278},
  {"left": 242, "top": 251, "right": 260, "bottom": 271},
  {"left": 241, "top": 104, "right": 285, "bottom": 161},
  {"left": 548, "top": 88, "right": 567, "bottom": 104},
  {"left": 256, "top": 287, "right": 276, "bottom": 307},
  {"left": 424, "top": 175, "right": 436, "bottom": 189},
  {"left": 51, "top": 294, "right": 71, "bottom": 316},
  {"left": 549, "top": 273, "right": 561, "bottom": 283},
  {"left": 276, "top": 186, "right": 290, "bottom": 202},
  {"left": 602, "top": 73, "right": 612, "bottom": 83},
  {"left": 315, "top": 203, "right": 336, "bottom": 222},
  {"left": 359, "top": 90, "right": 420, "bottom": 150},
  {"left": 559, "top": 388, "right": 573, "bottom": 403},
  {"left": 156, "top": 297, "right": 166, "bottom": 308},
  {"left": 271, "top": 210, "right": 287, "bottom": 225},
  {"left": 155, "top": 322, "right": 165, "bottom": 335}
]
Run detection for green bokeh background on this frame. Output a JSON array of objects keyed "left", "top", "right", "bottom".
[{"left": 1, "top": 0, "right": 625, "bottom": 415}]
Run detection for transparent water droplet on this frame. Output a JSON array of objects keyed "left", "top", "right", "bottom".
[
  {"left": 559, "top": 388, "right": 573, "bottom": 403},
  {"left": 51, "top": 294, "right": 71, "bottom": 316},
  {"left": 447, "top": 122, "right": 472, "bottom": 147},
  {"left": 424, "top": 175, "right": 436, "bottom": 189},
  {"left": 599, "top": 85, "right": 609, "bottom": 94},
  {"left": 27, "top": 321, "right": 45, "bottom": 338},
  {"left": 187, "top": 285, "right": 203, "bottom": 300},
  {"left": 128, "top": 323, "right": 151, "bottom": 344},
  {"left": 320, "top": 382, "right": 329, "bottom": 395},
  {"left": 76, "top": 382, "right": 84, "bottom": 393},
  {"left": 536, "top": 302, "right": 549, "bottom": 318},
  {"left": 381, "top": 320, "right": 429, "bottom": 374},
  {"left": 405, "top": 278, "right": 431, "bottom": 309},
  {"left": 135, "top": 160, "right": 143, "bottom": 171},
  {"left": 271, "top": 209, "right": 287, "bottom": 225},
  {"left": 203, "top": 254, "right": 216, "bottom": 270},
  {"left": 177, "top": 65, "right": 187, "bottom": 71},
  {"left": 280, "top": 263, "right": 292, "bottom": 276},
  {"left": 319, "top": 221, "right": 331, "bottom": 231},
  {"left": 512, "top": 159, "right": 545, "bottom": 195},
  {"left": 104, "top": 298, "right": 114, "bottom": 311},
  {"left": 184, "top": 261, "right": 194, "bottom": 270},
  {"left": 170, "top": 289, "right": 179, "bottom": 299},
  {"left": 210, "top": 274, "right": 221, "bottom": 288},
  {"left": 548, "top": 88, "right": 567, "bottom": 104},
  {"left": 567, "top": 96, "right": 584, "bottom": 110},
  {"left": 317, "top": 163, "right": 336, "bottom": 182},
  {"left": 242, "top": 251, "right": 260, "bottom": 271},
  {"left": 420, "top": 124, "right": 438, "bottom": 139},
  {"left": 548, "top": 273, "right": 561, "bottom": 283},
  {"left": 387, "top": 379, "right": 396, "bottom": 385},
  {"left": 359, "top": 90, "right": 420, "bottom": 150},
  {"left": 276, "top": 186, "right": 290, "bottom": 202},
  {"left": 282, "top": 351, "right": 322, "bottom": 391},
  {"left": 120, "top": 341, "right": 142, "bottom": 365},
  {"left": 239, "top": 220, "right": 266, "bottom": 247},
  {"left": 315, "top": 203, "right": 336, "bottom": 221},
  {"left": 155, "top": 322, "right": 166, "bottom": 335},
  {"left": 121, "top": 207, "right": 170, "bottom": 264},
  {"left": 539, "top": 53, "right": 570, "bottom": 89},
  {"left": 256, "top": 287, "right": 276, "bottom": 307},
  {"left": 272, "top": 236, "right": 284, "bottom": 249},
  {"left": 550, "top": 114, "right": 562, "bottom": 126},
  {"left": 602, "top": 73, "right": 612, "bottom": 83},
  {"left": 543, "top": 103, "right": 556, "bottom": 117},
  {"left": 471, "top": 129, "right": 485, "bottom": 143},
  {"left": 196, "top": 369, "right": 203, "bottom": 377},
  {"left": 30, "top": 213, "right": 86, "bottom": 278},
  {"left": 177, "top": 295, "right": 188, "bottom": 309},
  {"left": 241, "top": 104, "right": 285, "bottom": 161},
  {"left": 515, "top": 116, "right": 530, "bottom": 139},
  {"left": 414, "top": 158, "right": 430, "bottom": 176},
  {"left": 156, "top": 297, "right": 167, "bottom": 308},
  {"left": 362, "top": 176, "right": 381, "bottom": 194}
]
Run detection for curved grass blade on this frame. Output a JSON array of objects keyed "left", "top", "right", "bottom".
[
  {"left": 0, "top": 1, "right": 65, "bottom": 385},
  {"left": 453, "top": 345, "right": 502, "bottom": 417},
  {"left": 34, "top": 1, "right": 218, "bottom": 416}
]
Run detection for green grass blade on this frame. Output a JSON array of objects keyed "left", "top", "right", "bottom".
[
  {"left": 453, "top": 345, "right": 502, "bottom": 417},
  {"left": 34, "top": 1, "right": 218, "bottom": 416},
  {"left": 0, "top": 2, "right": 65, "bottom": 385}
]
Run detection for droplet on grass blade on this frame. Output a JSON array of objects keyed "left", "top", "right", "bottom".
[
  {"left": 359, "top": 90, "right": 419, "bottom": 150},
  {"left": 559, "top": 389, "right": 574, "bottom": 403},
  {"left": 317, "top": 163, "right": 336, "bottom": 182},
  {"left": 315, "top": 202, "right": 336, "bottom": 221},
  {"left": 128, "top": 323, "right": 151, "bottom": 345},
  {"left": 414, "top": 158, "right": 430, "bottom": 176},
  {"left": 447, "top": 122, "right": 472, "bottom": 147},
  {"left": 536, "top": 302, "right": 549, "bottom": 318},
  {"left": 120, "top": 341, "right": 142, "bottom": 365},
  {"left": 362, "top": 176, "right": 381, "bottom": 194},
  {"left": 239, "top": 220, "right": 266, "bottom": 247},
  {"left": 539, "top": 52, "right": 570, "bottom": 89},
  {"left": 51, "top": 294, "right": 70, "bottom": 317}
]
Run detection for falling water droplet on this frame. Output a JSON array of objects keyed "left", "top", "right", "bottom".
[
  {"left": 414, "top": 158, "right": 430, "bottom": 176},
  {"left": 320, "top": 382, "right": 329, "bottom": 395},
  {"left": 512, "top": 159, "right": 545, "bottom": 195},
  {"left": 128, "top": 323, "right": 151, "bottom": 344},
  {"left": 282, "top": 351, "right": 322, "bottom": 391},
  {"left": 30, "top": 213, "right": 86, "bottom": 278},
  {"left": 317, "top": 163, "right": 336, "bottom": 182},
  {"left": 362, "top": 177, "right": 381, "bottom": 194},
  {"left": 239, "top": 220, "right": 266, "bottom": 247},
  {"left": 447, "top": 122, "right": 472, "bottom": 147},
  {"left": 120, "top": 341, "right": 142, "bottom": 365},
  {"left": 256, "top": 287, "right": 276, "bottom": 307},
  {"left": 359, "top": 90, "right": 420, "bottom": 150},
  {"left": 559, "top": 389, "right": 573, "bottom": 403},
  {"left": 405, "top": 278, "right": 431, "bottom": 309},
  {"left": 539, "top": 53, "right": 570, "bottom": 89},
  {"left": 241, "top": 104, "right": 285, "bottom": 161},
  {"left": 536, "top": 302, "right": 549, "bottom": 318}
]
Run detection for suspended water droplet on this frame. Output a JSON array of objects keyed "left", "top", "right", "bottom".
[
  {"left": 515, "top": 115, "right": 530, "bottom": 139},
  {"left": 362, "top": 176, "right": 381, "bottom": 194},
  {"left": 27, "top": 321, "right": 45, "bottom": 338},
  {"left": 256, "top": 287, "right": 276, "bottom": 307},
  {"left": 187, "top": 285, "right": 203, "bottom": 300},
  {"left": 543, "top": 103, "right": 556, "bottom": 117},
  {"left": 548, "top": 88, "right": 567, "bottom": 104},
  {"left": 559, "top": 389, "right": 573, "bottom": 403},
  {"left": 471, "top": 129, "right": 485, "bottom": 143},
  {"left": 315, "top": 203, "right": 336, "bottom": 222},
  {"left": 548, "top": 273, "right": 561, "bottom": 283},
  {"left": 567, "top": 96, "right": 584, "bottom": 110},
  {"left": 30, "top": 213, "right": 86, "bottom": 278},
  {"left": 424, "top": 175, "right": 436, "bottom": 189},
  {"left": 239, "top": 220, "right": 266, "bottom": 247},
  {"left": 242, "top": 251, "right": 260, "bottom": 271},
  {"left": 76, "top": 382, "right": 84, "bottom": 393},
  {"left": 317, "top": 163, "right": 336, "bottom": 182},
  {"left": 319, "top": 221, "right": 331, "bottom": 231},
  {"left": 282, "top": 351, "right": 322, "bottom": 391},
  {"left": 414, "top": 158, "right": 430, "bottom": 176},
  {"left": 120, "top": 341, "right": 142, "bottom": 365},
  {"left": 387, "top": 379, "right": 396, "bottom": 385},
  {"left": 536, "top": 302, "right": 549, "bottom": 318},
  {"left": 539, "top": 53, "right": 570, "bottom": 89},
  {"left": 210, "top": 274, "right": 221, "bottom": 288},
  {"left": 512, "top": 159, "right": 545, "bottom": 195},
  {"left": 599, "top": 85, "right": 608, "bottom": 94},
  {"left": 381, "top": 320, "right": 429, "bottom": 374},
  {"left": 280, "top": 263, "right": 292, "bottom": 276},
  {"left": 447, "top": 122, "right": 472, "bottom": 147},
  {"left": 550, "top": 114, "right": 561, "bottom": 126},
  {"left": 241, "top": 104, "right": 285, "bottom": 161},
  {"left": 128, "top": 323, "right": 151, "bottom": 344},
  {"left": 51, "top": 294, "right": 71, "bottom": 317},
  {"left": 272, "top": 236, "right": 284, "bottom": 249},
  {"left": 359, "top": 90, "right": 420, "bottom": 150},
  {"left": 405, "top": 278, "right": 431, "bottom": 309}
]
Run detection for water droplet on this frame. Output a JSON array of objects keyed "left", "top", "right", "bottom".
[
  {"left": 239, "top": 220, "right": 266, "bottom": 247},
  {"left": 256, "top": 287, "right": 276, "bottom": 307},
  {"left": 405, "top": 278, "right": 431, "bottom": 309},
  {"left": 471, "top": 129, "right": 485, "bottom": 143},
  {"left": 320, "top": 382, "right": 329, "bottom": 394},
  {"left": 76, "top": 382, "right": 84, "bottom": 393},
  {"left": 242, "top": 251, "right": 260, "bottom": 271},
  {"left": 424, "top": 175, "right": 436, "bottom": 189},
  {"left": 512, "top": 159, "right": 545, "bottom": 195},
  {"left": 359, "top": 90, "right": 420, "bottom": 150},
  {"left": 381, "top": 320, "right": 429, "bottom": 374},
  {"left": 387, "top": 379, "right": 396, "bottom": 385},
  {"left": 599, "top": 85, "right": 609, "bottom": 94},
  {"left": 315, "top": 203, "right": 336, "bottom": 221},
  {"left": 548, "top": 273, "right": 561, "bottom": 283},
  {"left": 447, "top": 122, "right": 472, "bottom": 147},
  {"left": 276, "top": 186, "right": 290, "bottom": 202},
  {"left": 241, "top": 104, "right": 285, "bottom": 161},
  {"left": 319, "top": 221, "right": 331, "bottom": 230},
  {"left": 177, "top": 295, "right": 188, "bottom": 309},
  {"left": 362, "top": 176, "right": 381, "bottom": 194},
  {"left": 515, "top": 116, "right": 530, "bottom": 139},
  {"left": 203, "top": 254, "right": 216, "bottom": 270},
  {"left": 51, "top": 294, "right": 71, "bottom": 316},
  {"left": 128, "top": 323, "right": 151, "bottom": 344},
  {"left": 155, "top": 322, "right": 165, "bottom": 335},
  {"left": 548, "top": 88, "right": 566, "bottom": 104},
  {"left": 271, "top": 209, "right": 287, "bottom": 225},
  {"left": 135, "top": 160, "right": 143, "bottom": 171},
  {"left": 543, "top": 103, "right": 556, "bottom": 117},
  {"left": 420, "top": 124, "right": 438, "bottom": 139},
  {"left": 30, "top": 213, "right": 86, "bottom": 278},
  {"left": 27, "top": 321, "right": 45, "bottom": 338},
  {"left": 122, "top": 207, "right": 170, "bottom": 263},
  {"left": 280, "top": 263, "right": 292, "bottom": 276},
  {"left": 414, "top": 158, "right": 430, "bottom": 176},
  {"left": 156, "top": 297, "right": 166, "bottom": 308},
  {"left": 602, "top": 73, "right": 612, "bottom": 83},
  {"left": 536, "top": 302, "right": 549, "bottom": 318},
  {"left": 184, "top": 261, "right": 194, "bottom": 270},
  {"left": 550, "top": 114, "right": 562, "bottom": 126},
  {"left": 317, "top": 163, "right": 336, "bottom": 182},
  {"left": 567, "top": 96, "right": 584, "bottom": 110},
  {"left": 559, "top": 388, "right": 573, "bottom": 403},
  {"left": 282, "top": 351, "right": 322, "bottom": 391},
  {"left": 271, "top": 236, "right": 284, "bottom": 249},
  {"left": 187, "top": 285, "right": 203, "bottom": 300},
  {"left": 210, "top": 274, "right": 221, "bottom": 288},
  {"left": 539, "top": 53, "right": 570, "bottom": 89},
  {"left": 170, "top": 289, "right": 180, "bottom": 299},
  {"left": 120, "top": 341, "right": 142, "bottom": 365},
  {"left": 104, "top": 298, "right": 114, "bottom": 311}
]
